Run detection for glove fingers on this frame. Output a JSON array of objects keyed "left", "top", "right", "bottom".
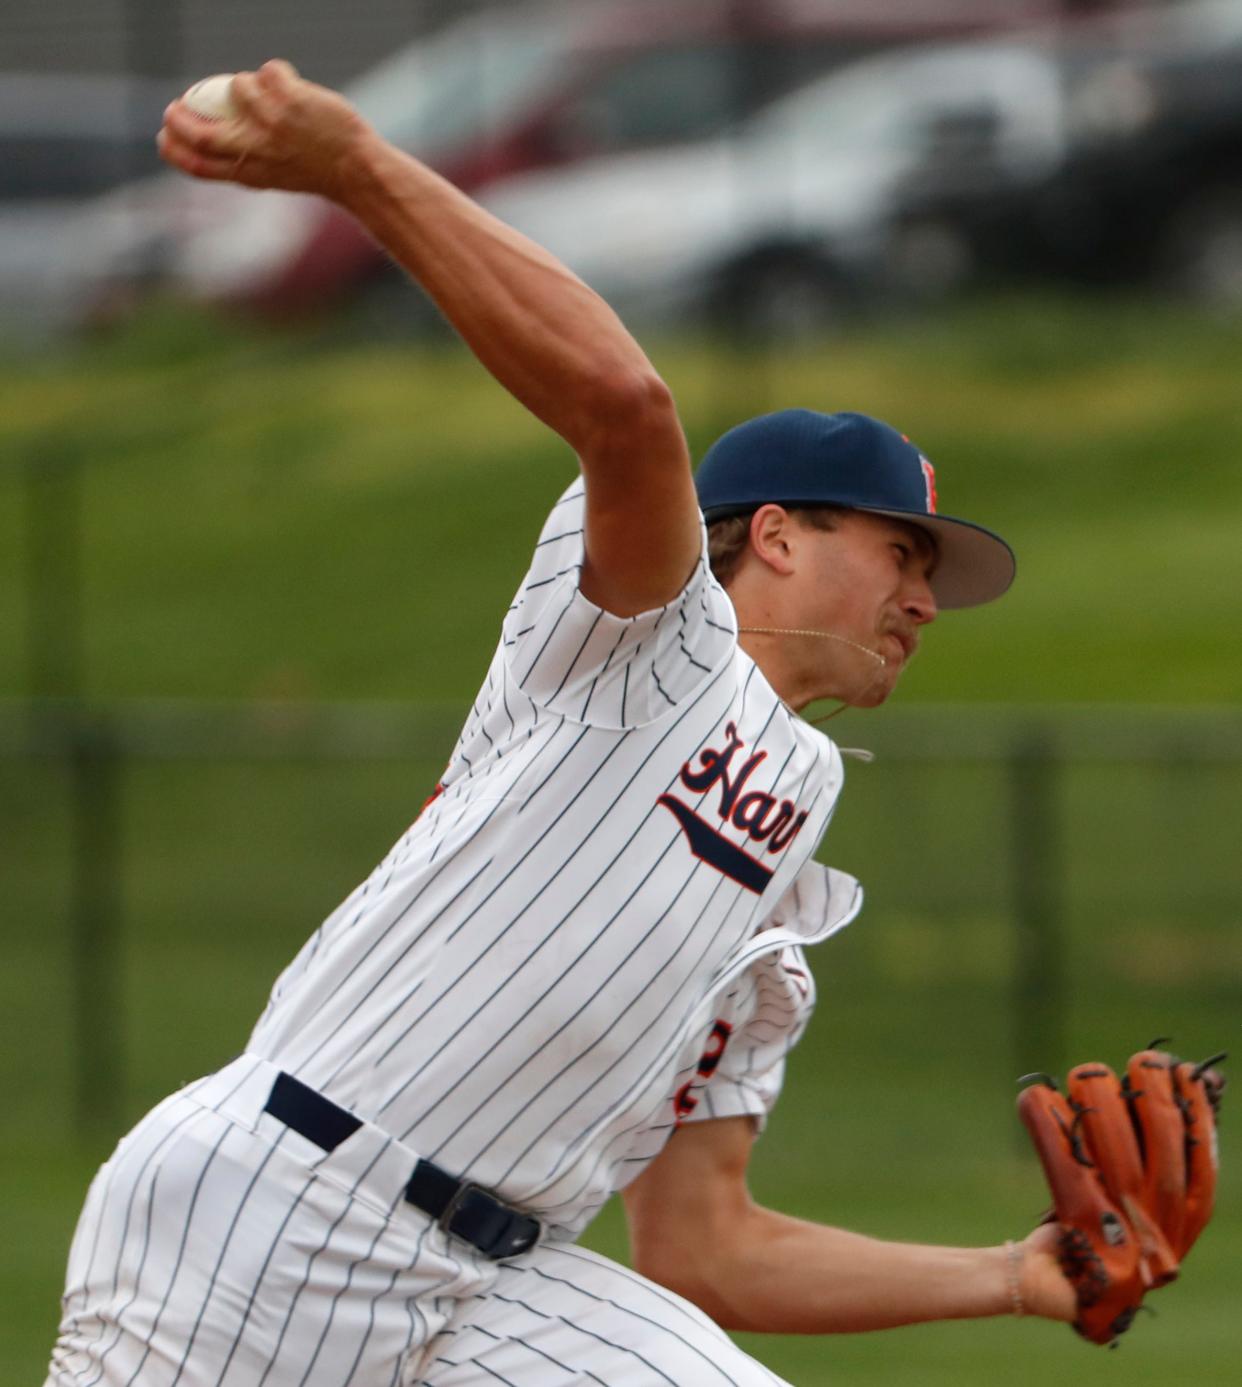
[
  {"left": 1174, "top": 1059, "right": 1220, "bottom": 1257},
  {"left": 1068, "top": 1063, "right": 1179, "bottom": 1287},
  {"left": 1017, "top": 1082, "right": 1146, "bottom": 1345},
  {"left": 1126, "top": 1050, "right": 1189, "bottom": 1254},
  {"left": 1066, "top": 1064, "right": 1141, "bottom": 1188}
]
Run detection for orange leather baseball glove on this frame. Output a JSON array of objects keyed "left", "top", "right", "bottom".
[{"left": 1017, "top": 1044, "right": 1225, "bottom": 1346}]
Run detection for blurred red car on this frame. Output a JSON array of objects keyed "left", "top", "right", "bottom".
[{"left": 74, "top": 0, "right": 1060, "bottom": 318}]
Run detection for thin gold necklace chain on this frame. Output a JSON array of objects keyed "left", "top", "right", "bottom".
[
  {"left": 736, "top": 626, "right": 885, "bottom": 740},
  {"left": 736, "top": 626, "right": 888, "bottom": 666}
]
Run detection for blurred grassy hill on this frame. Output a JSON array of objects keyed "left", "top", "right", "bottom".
[
  {"left": 2, "top": 293, "right": 1241, "bottom": 705},
  {"left": 3, "top": 295, "right": 1240, "bottom": 1385}
]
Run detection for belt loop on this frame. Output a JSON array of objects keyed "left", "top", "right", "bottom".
[{"left": 263, "top": 1071, "right": 362, "bottom": 1153}]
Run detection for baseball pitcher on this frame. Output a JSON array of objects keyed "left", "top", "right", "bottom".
[{"left": 45, "top": 62, "right": 1220, "bottom": 1386}]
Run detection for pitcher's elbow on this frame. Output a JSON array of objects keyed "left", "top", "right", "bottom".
[{"left": 572, "top": 366, "right": 680, "bottom": 462}]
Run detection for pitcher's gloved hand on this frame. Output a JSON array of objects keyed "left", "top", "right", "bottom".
[{"left": 1017, "top": 1044, "right": 1225, "bottom": 1346}]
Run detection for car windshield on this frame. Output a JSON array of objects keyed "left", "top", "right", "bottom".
[
  {"left": 1168, "top": 0, "right": 1242, "bottom": 47},
  {"left": 346, "top": 17, "right": 566, "bottom": 155},
  {"left": 747, "top": 58, "right": 932, "bottom": 153},
  {"left": 746, "top": 46, "right": 1051, "bottom": 157}
]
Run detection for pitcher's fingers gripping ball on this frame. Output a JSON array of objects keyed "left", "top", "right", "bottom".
[
  {"left": 159, "top": 60, "right": 367, "bottom": 196},
  {"left": 1018, "top": 1045, "right": 1226, "bottom": 1346}
]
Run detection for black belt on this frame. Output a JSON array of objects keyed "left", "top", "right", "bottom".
[{"left": 263, "top": 1070, "right": 541, "bottom": 1260}]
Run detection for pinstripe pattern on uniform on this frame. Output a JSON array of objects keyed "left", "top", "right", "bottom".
[
  {"left": 49, "top": 480, "right": 865, "bottom": 1384},
  {"left": 57, "top": 1098, "right": 190, "bottom": 1339},
  {"left": 388, "top": 676, "right": 761, "bottom": 1132},
  {"left": 383, "top": 682, "right": 788, "bottom": 1181},
  {"left": 497, "top": 870, "right": 745, "bottom": 1223},
  {"left": 259, "top": 669, "right": 733, "bottom": 1066},
  {"left": 426, "top": 1321, "right": 613, "bottom": 1385},
  {"left": 47, "top": 1057, "right": 499, "bottom": 1387},
  {"left": 530, "top": 879, "right": 851, "bottom": 1228},
  {"left": 60, "top": 1109, "right": 218, "bottom": 1384},
  {"left": 413, "top": 1242, "right": 792, "bottom": 1386},
  {"left": 686, "top": 945, "right": 818, "bottom": 1127},
  {"left": 182, "top": 1145, "right": 305, "bottom": 1382},
  {"left": 239, "top": 481, "right": 860, "bottom": 1241}
]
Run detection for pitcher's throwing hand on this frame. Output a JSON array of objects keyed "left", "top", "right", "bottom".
[{"left": 160, "top": 60, "right": 369, "bottom": 200}]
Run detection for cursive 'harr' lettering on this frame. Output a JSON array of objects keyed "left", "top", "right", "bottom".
[
  {"left": 657, "top": 723, "right": 809, "bottom": 893},
  {"left": 676, "top": 722, "right": 807, "bottom": 853}
]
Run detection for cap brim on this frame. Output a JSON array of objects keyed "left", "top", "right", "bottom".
[{"left": 858, "top": 507, "right": 1015, "bottom": 610}]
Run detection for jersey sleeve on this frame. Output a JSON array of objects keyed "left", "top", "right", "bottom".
[
  {"left": 500, "top": 478, "right": 736, "bottom": 729},
  {"left": 681, "top": 945, "right": 817, "bottom": 1133}
]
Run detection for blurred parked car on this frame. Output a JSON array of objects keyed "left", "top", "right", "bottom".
[
  {"left": 469, "top": 38, "right": 1070, "bottom": 335},
  {"left": 0, "top": 72, "right": 173, "bottom": 333},
  {"left": 66, "top": 0, "right": 1054, "bottom": 321},
  {"left": 890, "top": 0, "right": 1242, "bottom": 305}
]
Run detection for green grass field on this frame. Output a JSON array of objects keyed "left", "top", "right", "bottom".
[{"left": 3, "top": 296, "right": 1240, "bottom": 1382}]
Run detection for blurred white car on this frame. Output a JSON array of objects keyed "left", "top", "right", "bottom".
[
  {"left": 473, "top": 39, "right": 1069, "bottom": 334},
  {"left": 0, "top": 72, "right": 173, "bottom": 335},
  {"left": 63, "top": 0, "right": 1053, "bottom": 323}
]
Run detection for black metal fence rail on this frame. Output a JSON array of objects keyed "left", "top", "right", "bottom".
[
  {"left": 4, "top": 698, "right": 1239, "bottom": 1138},
  {"left": 8, "top": 698, "right": 1241, "bottom": 761}
]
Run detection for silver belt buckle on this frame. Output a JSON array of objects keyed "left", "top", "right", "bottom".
[{"left": 437, "top": 1180, "right": 480, "bottom": 1234}]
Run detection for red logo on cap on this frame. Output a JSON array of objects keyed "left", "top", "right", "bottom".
[{"left": 920, "top": 458, "right": 938, "bottom": 514}]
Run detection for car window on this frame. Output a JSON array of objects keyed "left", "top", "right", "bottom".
[
  {"left": 0, "top": 134, "right": 160, "bottom": 198},
  {"left": 753, "top": 66, "right": 913, "bottom": 152},
  {"left": 548, "top": 38, "right": 901, "bottom": 153},
  {"left": 554, "top": 45, "right": 746, "bottom": 149},
  {"left": 1167, "top": 0, "right": 1242, "bottom": 48},
  {"left": 348, "top": 23, "right": 565, "bottom": 154},
  {"left": 751, "top": 46, "right": 1059, "bottom": 163},
  {"left": 0, "top": 74, "right": 171, "bottom": 199}
]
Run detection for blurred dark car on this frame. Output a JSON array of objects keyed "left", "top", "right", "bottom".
[
  {"left": 69, "top": 0, "right": 1054, "bottom": 319},
  {"left": 0, "top": 72, "right": 173, "bottom": 333},
  {"left": 890, "top": 0, "right": 1242, "bottom": 305}
]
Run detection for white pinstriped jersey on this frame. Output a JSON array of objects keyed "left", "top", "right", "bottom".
[{"left": 247, "top": 479, "right": 862, "bottom": 1239}]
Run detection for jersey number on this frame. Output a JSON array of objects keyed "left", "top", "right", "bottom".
[{"left": 673, "top": 1020, "right": 734, "bottom": 1121}]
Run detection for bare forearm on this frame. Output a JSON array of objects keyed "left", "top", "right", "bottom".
[
  {"left": 160, "top": 65, "right": 681, "bottom": 469},
  {"left": 626, "top": 1119, "right": 1074, "bottom": 1338},
  {"left": 161, "top": 63, "right": 705, "bottom": 610},
  {"left": 337, "top": 134, "right": 671, "bottom": 457},
  {"left": 657, "top": 1207, "right": 1013, "bottom": 1335}
]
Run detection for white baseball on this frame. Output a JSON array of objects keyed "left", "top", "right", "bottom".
[{"left": 182, "top": 73, "right": 239, "bottom": 122}]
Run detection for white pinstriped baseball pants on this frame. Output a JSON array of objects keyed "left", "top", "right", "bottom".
[{"left": 46, "top": 1056, "right": 791, "bottom": 1387}]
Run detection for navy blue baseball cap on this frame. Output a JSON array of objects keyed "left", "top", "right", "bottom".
[{"left": 694, "top": 409, "right": 1015, "bottom": 609}]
